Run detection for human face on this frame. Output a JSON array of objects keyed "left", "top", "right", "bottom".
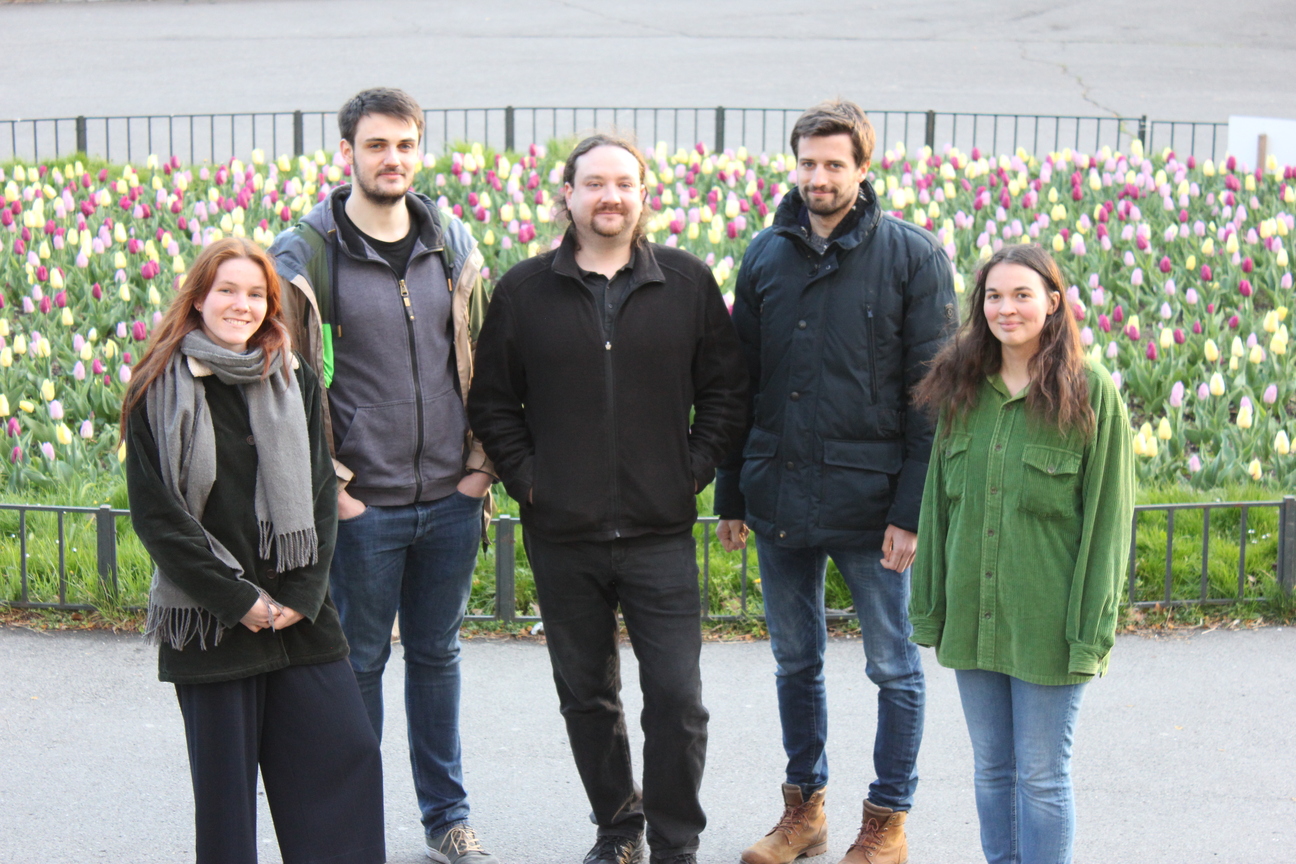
[
  {"left": 983, "top": 261, "right": 1060, "bottom": 357},
  {"left": 195, "top": 257, "right": 268, "bottom": 353},
  {"left": 563, "top": 145, "right": 645, "bottom": 244},
  {"left": 340, "top": 112, "right": 421, "bottom": 206},
  {"left": 796, "top": 133, "right": 868, "bottom": 220}
]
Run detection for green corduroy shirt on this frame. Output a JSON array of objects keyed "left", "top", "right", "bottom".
[{"left": 909, "top": 359, "right": 1135, "bottom": 685}]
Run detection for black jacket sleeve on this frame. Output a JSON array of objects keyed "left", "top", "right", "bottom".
[
  {"left": 466, "top": 281, "right": 535, "bottom": 503},
  {"left": 888, "top": 248, "right": 957, "bottom": 533},
  {"left": 125, "top": 408, "right": 261, "bottom": 630},
  {"left": 267, "top": 361, "right": 338, "bottom": 622},
  {"left": 713, "top": 237, "right": 765, "bottom": 519},
  {"left": 687, "top": 270, "right": 749, "bottom": 490}
]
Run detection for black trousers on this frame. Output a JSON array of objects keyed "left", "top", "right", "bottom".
[
  {"left": 524, "top": 529, "right": 708, "bottom": 858},
  {"left": 174, "top": 659, "right": 386, "bottom": 864}
]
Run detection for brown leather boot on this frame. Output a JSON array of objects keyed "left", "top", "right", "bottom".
[
  {"left": 740, "top": 783, "right": 828, "bottom": 864},
  {"left": 837, "top": 800, "right": 907, "bottom": 864}
]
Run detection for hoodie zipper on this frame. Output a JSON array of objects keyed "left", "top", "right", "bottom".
[
  {"left": 397, "top": 275, "right": 427, "bottom": 501},
  {"left": 604, "top": 305, "right": 621, "bottom": 539}
]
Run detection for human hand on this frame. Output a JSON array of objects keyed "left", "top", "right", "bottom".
[
  {"left": 241, "top": 597, "right": 273, "bottom": 633},
  {"left": 880, "top": 525, "right": 917, "bottom": 572},
  {"left": 456, "top": 471, "right": 493, "bottom": 498},
  {"left": 338, "top": 487, "right": 367, "bottom": 520},
  {"left": 717, "top": 519, "right": 750, "bottom": 552},
  {"left": 271, "top": 604, "right": 304, "bottom": 630}
]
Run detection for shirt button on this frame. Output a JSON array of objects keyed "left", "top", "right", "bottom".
[
  {"left": 779, "top": 531, "right": 787, "bottom": 539},
  {"left": 790, "top": 392, "right": 800, "bottom": 401},
  {"left": 1048, "top": 466, "right": 1056, "bottom": 474},
  {"left": 246, "top": 436, "right": 255, "bottom": 446},
  {"left": 984, "top": 612, "right": 992, "bottom": 619},
  {"left": 994, "top": 444, "right": 1003, "bottom": 451},
  {"left": 985, "top": 571, "right": 993, "bottom": 579},
  {"left": 786, "top": 461, "right": 795, "bottom": 470},
  {"left": 797, "top": 320, "right": 807, "bottom": 330},
  {"left": 987, "top": 529, "right": 995, "bottom": 537},
  {"left": 990, "top": 487, "right": 998, "bottom": 494}
]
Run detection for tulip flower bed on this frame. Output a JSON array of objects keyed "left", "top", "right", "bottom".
[{"left": 2, "top": 139, "right": 1294, "bottom": 612}]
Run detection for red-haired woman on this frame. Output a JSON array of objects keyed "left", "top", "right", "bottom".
[
  {"left": 910, "top": 244, "right": 1134, "bottom": 864},
  {"left": 122, "top": 237, "right": 385, "bottom": 864}
]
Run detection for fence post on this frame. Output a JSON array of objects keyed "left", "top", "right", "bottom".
[
  {"left": 75, "top": 116, "right": 87, "bottom": 155},
  {"left": 96, "top": 504, "right": 117, "bottom": 599},
  {"left": 292, "top": 110, "right": 304, "bottom": 157},
  {"left": 924, "top": 110, "right": 936, "bottom": 151},
  {"left": 504, "top": 106, "right": 515, "bottom": 153},
  {"left": 494, "top": 515, "right": 516, "bottom": 622},
  {"left": 715, "top": 106, "right": 725, "bottom": 153},
  {"left": 1278, "top": 495, "right": 1296, "bottom": 595},
  {"left": 1138, "top": 114, "right": 1149, "bottom": 150}
]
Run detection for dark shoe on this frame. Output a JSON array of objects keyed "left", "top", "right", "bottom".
[
  {"left": 584, "top": 832, "right": 645, "bottom": 864},
  {"left": 425, "top": 824, "right": 500, "bottom": 864},
  {"left": 650, "top": 855, "right": 697, "bottom": 864}
]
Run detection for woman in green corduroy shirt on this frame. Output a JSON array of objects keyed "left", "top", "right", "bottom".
[{"left": 910, "top": 244, "right": 1134, "bottom": 864}]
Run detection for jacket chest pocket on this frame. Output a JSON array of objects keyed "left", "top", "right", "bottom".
[
  {"left": 1018, "top": 444, "right": 1083, "bottom": 520},
  {"left": 941, "top": 432, "right": 972, "bottom": 501}
]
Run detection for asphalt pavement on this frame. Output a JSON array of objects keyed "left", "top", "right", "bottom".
[
  {"left": 2, "top": 625, "right": 1294, "bottom": 863},
  {"left": 1, "top": 0, "right": 1294, "bottom": 122}
]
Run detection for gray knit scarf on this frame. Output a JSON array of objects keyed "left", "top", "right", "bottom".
[{"left": 144, "top": 330, "right": 317, "bottom": 649}]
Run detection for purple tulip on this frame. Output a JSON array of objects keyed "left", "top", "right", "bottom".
[
  {"left": 92, "top": 358, "right": 105, "bottom": 375},
  {"left": 1159, "top": 256, "right": 1172, "bottom": 274},
  {"left": 1201, "top": 265, "right": 1213, "bottom": 281},
  {"left": 40, "top": 442, "right": 55, "bottom": 460},
  {"left": 1263, "top": 384, "right": 1278, "bottom": 404},
  {"left": 1189, "top": 454, "right": 1202, "bottom": 472},
  {"left": 1170, "top": 381, "right": 1185, "bottom": 407},
  {"left": 1239, "top": 279, "right": 1252, "bottom": 297},
  {"left": 1174, "top": 328, "right": 1186, "bottom": 344},
  {"left": 132, "top": 321, "right": 148, "bottom": 342},
  {"left": 1146, "top": 341, "right": 1157, "bottom": 360},
  {"left": 1197, "top": 383, "right": 1210, "bottom": 400}
]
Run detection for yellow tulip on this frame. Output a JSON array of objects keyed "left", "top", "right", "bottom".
[
  {"left": 114, "top": 251, "right": 127, "bottom": 269},
  {"left": 1249, "top": 344, "right": 1265, "bottom": 364},
  {"left": 1132, "top": 431, "right": 1147, "bottom": 457},
  {"left": 49, "top": 269, "right": 64, "bottom": 290},
  {"left": 1279, "top": 248, "right": 1290, "bottom": 268},
  {"left": 40, "top": 379, "right": 55, "bottom": 401},
  {"left": 1209, "top": 372, "right": 1226, "bottom": 395},
  {"left": 61, "top": 308, "right": 74, "bottom": 327},
  {"left": 1225, "top": 233, "right": 1239, "bottom": 255},
  {"left": 1157, "top": 417, "right": 1172, "bottom": 440},
  {"left": 1237, "top": 403, "right": 1253, "bottom": 429},
  {"left": 1231, "top": 336, "right": 1245, "bottom": 358},
  {"left": 0, "top": 347, "right": 10, "bottom": 368},
  {"left": 0, "top": 319, "right": 7, "bottom": 338},
  {"left": 1159, "top": 328, "right": 1173, "bottom": 350},
  {"left": 482, "top": 230, "right": 496, "bottom": 246},
  {"left": 1052, "top": 234, "right": 1066, "bottom": 252},
  {"left": 119, "top": 284, "right": 131, "bottom": 302},
  {"left": 113, "top": 223, "right": 127, "bottom": 243},
  {"left": 1201, "top": 238, "right": 1214, "bottom": 256},
  {"left": 118, "top": 441, "right": 127, "bottom": 463},
  {"left": 0, "top": 394, "right": 8, "bottom": 416},
  {"left": 1264, "top": 311, "right": 1280, "bottom": 333},
  {"left": 104, "top": 340, "right": 117, "bottom": 359},
  {"left": 79, "top": 342, "right": 93, "bottom": 361},
  {"left": 173, "top": 255, "right": 186, "bottom": 275},
  {"left": 1275, "top": 431, "right": 1291, "bottom": 456},
  {"left": 1144, "top": 436, "right": 1158, "bottom": 457},
  {"left": 1204, "top": 339, "right": 1219, "bottom": 362},
  {"left": 55, "top": 423, "right": 72, "bottom": 446},
  {"left": 19, "top": 400, "right": 35, "bottom": 413},
  {"left": 687, "top": 223, "right": 699, "bottom": 240},
  {"left": 1248, "top": 458, "right": 1262, "bottom": 480},
  {"left": 148, "top": 286, "right": 162, "bottom": 306},
  {"left": 1185, "top": 255, "right": 1196, "bottom": 271}
]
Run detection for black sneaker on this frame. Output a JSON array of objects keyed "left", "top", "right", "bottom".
[
  {"left": 650, "top": 855, "right": 696, "bottom": 864},
  {"left": 584, "top": 833, "right": 645, "bottom": 864}
]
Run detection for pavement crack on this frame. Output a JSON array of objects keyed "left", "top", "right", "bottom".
[{"left": 1020, "top": 42, "right": 1121, "bottom": 117}]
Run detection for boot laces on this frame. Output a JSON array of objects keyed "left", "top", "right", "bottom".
[
  {"left": 768, "top": 801, "right": 811, "bottom": 839},
  {"left": 848, "top": 816, "right": 885, "bottom": 857},
  {"left": 441, "top": 825, "right": 486, "bottom": 855},
  {"left": 588, "top": 834, "right": 640, "bottom": 864}
]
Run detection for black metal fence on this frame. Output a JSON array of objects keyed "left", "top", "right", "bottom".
[
  {"left": 1, "top": 107, "right": 1231, "bottom": 166},
  {"left": 5, "top": 498, "right": 1295, "bottom": 620}
]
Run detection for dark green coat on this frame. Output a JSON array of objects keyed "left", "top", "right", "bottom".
[{"left": 126, "top": 357, "right": 346, "bottom": 684}]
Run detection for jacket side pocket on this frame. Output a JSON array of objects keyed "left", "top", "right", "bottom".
[{"left": 738, "top": 426, "right": 781, "bottom": 524}]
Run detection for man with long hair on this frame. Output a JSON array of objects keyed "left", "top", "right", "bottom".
[
  {"left": 468, "top": 134, "right": 748, "bottom": 864},
  {"left": 269, "top": 88, "right": 498, "bottom": 864},
  {"left": 715, "top": 100, "right": 956, "bottom": 864}
]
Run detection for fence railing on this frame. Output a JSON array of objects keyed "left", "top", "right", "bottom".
[
  {"left": 1, "top": 107, "right": 1232, "bottom": 166},
  {"left": 5, "top": 498, "right": 1294, "bottom": 620}
]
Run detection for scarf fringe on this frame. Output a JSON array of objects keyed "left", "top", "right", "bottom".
[
  {"left": 144, "top": 603, "right": 226, "bottom": 650},
  {"left": 261, "top": 522, "right": 319, "bottom": 573}
]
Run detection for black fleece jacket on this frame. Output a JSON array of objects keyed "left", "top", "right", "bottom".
[
  {"left": 126, "top": 358, "right": 345, "bottom": 684},
  {"left": 467, "top": 232, "right": 748, "bottom": 543}
]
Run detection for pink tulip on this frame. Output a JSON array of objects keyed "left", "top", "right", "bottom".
[
  {"left": 1158, "top": 257, "right": 1171, "bottom": 273},
  {"left": 1263, "top": 385, "right": 1278, "bottom": 404},
  {"left": 1113, "top": 305, "right": 1124, "bottom": 323},
  {"left": 39, "top": 296, "right": 51, "bottom": 314},
  {"left": 1197, "top": 383, "right": 1210, "bottom": 400},
  {"left": 1098, "top": 314, "right": 1111, "bottom": 332},
  {"left": 1242, "top": 257, "right": 1254, "bottom": 273},
  {"left": 1174, "top": 328, "right": 1185, "bottom": 344},
  {"left": 1170, "top": 381, "right": 1184, "bottom": 407},
  {"left": 73, "top": 361, "right": 85, "bottom": 381},
  {"left": 119, "top": 365, "right": 132, "bottom": 383},
  {"left": 10, "top": 446, "right": 21, "bottom": 463},
  {"left": 6, "top": 418, "right": 19, "bottom": 437},
  {"left": 1192, "top": 320, "right": 1203, "bottom": 335},
  {"left": 80, "top": 420, "right": 94, "bottom": 439},
  {"left": 1228, "top": 315, "right": 1240, "bottom": 329},
  {"left": 1239, "top": 279, "right": 1252, "bottom": 297},
  {"left": 132, "top": 321, "right": 148, "bottom": 342},
  {"left": 48, "top": 400, "right": 63, "bottom": 420},
  {"left": 1188, "top": 454, "right": 1202, "bottom": 472},
  {"left": 41, "top": 442, "right": 55, "bottom": 460},
  {"left": 1146, "top": 341, "right": 1157, "bottom": 360},
  {"left": 92, "top": 358, "right": 105, "bottom": 375},
  {"left": 1201, "top": 265, "right": 1212, "bottom": 281}
]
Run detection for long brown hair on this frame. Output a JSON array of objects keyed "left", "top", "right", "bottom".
[
  {"left": 915, "top": 244, "right": 1094, "bottom": 439},
  {"left": 119, "top": 237, "right": 290, "bottom": 439}
]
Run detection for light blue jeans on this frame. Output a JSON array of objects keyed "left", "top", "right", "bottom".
[
  {"left": 329, "top": 491, "right": 484, "bottom": 836},
  {"left": 955, "top": 669, "right": 1087, "bottom": 864},
  {"left": 755, "top": 536, "right": 925, "bottom": 810}
]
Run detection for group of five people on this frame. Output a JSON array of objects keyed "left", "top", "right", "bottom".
[{"left": 123, "top": 88, "right": 1134, "bottom": 864}]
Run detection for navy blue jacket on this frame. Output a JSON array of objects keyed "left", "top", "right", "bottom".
[{"left": 714, "top": 182, "right": 957, "bottom": 548}]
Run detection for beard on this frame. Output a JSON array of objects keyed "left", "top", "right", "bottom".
[
  {"left": 585, "top": 205, "right": 638, "bottom": 239},
  {"left": 801, "top": 182, "right": 859, "bottom": 220},
  {"left": 354, "top": 167, "right": 410, "bottom": 207}
]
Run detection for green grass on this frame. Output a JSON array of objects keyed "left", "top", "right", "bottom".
[{"left": 3, "top": 478, "right": 1292, "bottom": 621}]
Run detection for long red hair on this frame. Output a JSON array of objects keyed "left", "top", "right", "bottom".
[{"left": 120, "top": 237, "right": 290, "bottom": 439}]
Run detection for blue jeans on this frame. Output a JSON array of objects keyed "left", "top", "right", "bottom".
[
  {"left": 755, "top": 535, "right": 925, "bottom": 810},
  {"left": 330, "top": 491, "right": 483, "bottom": 835},
  {"left": 955, "top": 670, "right": 1086, "bottom": 864}
]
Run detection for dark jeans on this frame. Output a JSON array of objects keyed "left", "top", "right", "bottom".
[
  {"left": 755, "top": 535, "right": 926, "bottom": 811},
  {"left": 174, "top": 659, "right": 385, "bottom": 864},
  {"left": 329, "top": 492, "right": 483, "bottom": 834},
  {"left": 524, "top": 529, "right": 708, "bottom": 859}
]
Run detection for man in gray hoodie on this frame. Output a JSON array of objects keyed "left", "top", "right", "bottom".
[{"left": 270, "top": 88, "right": 498, "bottom": 864}]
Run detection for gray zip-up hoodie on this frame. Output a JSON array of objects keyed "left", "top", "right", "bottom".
[{"left": 271, "top": 186, "right": 489, "bottom": 506}]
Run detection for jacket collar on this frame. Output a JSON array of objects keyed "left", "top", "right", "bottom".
[
  {"left": 772, "top": 180, "right": 882, "bottom": 252},
  {"left": 551, "top": 227, "right": 664, "bottom": 290},
  {"left": 324, "top": 183, "right": 446, "bottom": 262}
]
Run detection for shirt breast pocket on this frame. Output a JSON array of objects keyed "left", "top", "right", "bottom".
[
  {"left": 941, "top": 432, "right": 972, "bottom": 501},
  {"left": 1019, "top": 444, "right": 1083, "bottom": 520}
]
